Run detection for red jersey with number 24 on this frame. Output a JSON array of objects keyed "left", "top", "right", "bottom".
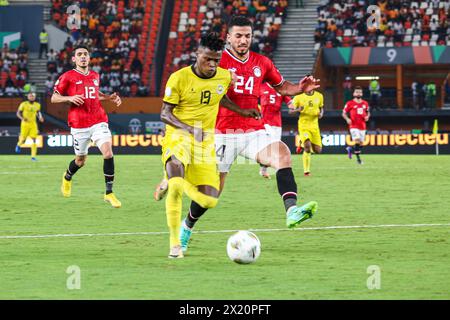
[
  {"left": 343, "top": 99, "right": 370, "bottom": 130},
  {"left": 54, "top": 69, "right": 108, "bottom": 128},
  {"left": 216, "top": 48, "right": 284, "bottom": 133},
  {"left": 259, "top": 82, "right": 291, "bottom": 127}
]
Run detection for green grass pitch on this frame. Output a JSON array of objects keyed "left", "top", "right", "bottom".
[{"left": 0, "top": 154, "right": 449, "bottom": 299}]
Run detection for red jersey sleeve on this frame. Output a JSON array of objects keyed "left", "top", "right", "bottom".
[
  {"left": 343, "top": 102, "right": 351, "bottom": 113},
  {"left": 263, "top": 58, "right": 284, "bottom": 87},
  {"left": 54, "top": 73, "right": 70, "bottom": 96},
  {"left": 283, "top": 95, "right": 292, "bottom": 104}
]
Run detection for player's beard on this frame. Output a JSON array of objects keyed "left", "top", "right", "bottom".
[{"left": 233, "top": 45, "right": 249, "bottom": 57}]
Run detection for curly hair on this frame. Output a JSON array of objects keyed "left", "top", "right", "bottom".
[{"left": 199, "top": 32, "right": 225, "bottom": 52}]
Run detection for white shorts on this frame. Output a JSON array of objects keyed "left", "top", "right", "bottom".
[
  {"left": 350, "top": 128, "right": 366, "bottom": 142},
  {"left": 215, "top": 129, "right": 279, "bottom": 173},
  {"left": 264, "top": 124, "right": 282, "bottom": 141},
  {"left": 70, "top": 122, "right": 112, "bottom": 156}
]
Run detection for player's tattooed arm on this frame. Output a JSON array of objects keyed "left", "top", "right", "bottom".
[
  {"left": 161, "top": 102, "right": 205, "bottom": 142},
  {"left": 274, "top": 76, "right": 321, "bottom": 96},
  {"left": 220, "top": 95, "right": 261, "bottom": 119},
  {"left": 319, "top": 107, "right": 324, "bottom": 119},
  {"left": 51, "top": 92, "right": 84, "bottom": 106},
  {"left": 365, "top": 108, "right": 371, "bottom": 121}
]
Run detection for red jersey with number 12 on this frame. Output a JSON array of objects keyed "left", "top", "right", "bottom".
[
  {"left": 259, "top": 82, "right": 291, "bottom": 127},
  {"left": 343, "top": 99, "right": 370, "bottom": 130},
  {"left": 54, "top": 69, "right": 108, "bottom": 128},
  {"left": 216, "top": 48, "right": 284, "bottom": 133}
]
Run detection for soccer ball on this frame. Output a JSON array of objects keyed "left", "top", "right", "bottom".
[{"left": 226, "top": 231, "right": 261, "bottom": 264}]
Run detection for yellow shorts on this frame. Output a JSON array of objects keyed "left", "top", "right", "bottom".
[
  {"left": 299, "top": 127, "right": 322, "bottom": 147},
  {"left": 20, "top": 122, "right": 38, "bottom": 139},
  {"left": 161, "top": 131, "right": 220, "bottom": 190}
]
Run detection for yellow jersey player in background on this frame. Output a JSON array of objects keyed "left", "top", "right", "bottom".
[
  {"left": 160, "top": 33, "right": 260, "bottom": 258},
  {"left": 290, "top": 87, "right": 323, "bottom": 176},
  {"left": 15, "top": 92, "right": 44, "bottom": 161}
]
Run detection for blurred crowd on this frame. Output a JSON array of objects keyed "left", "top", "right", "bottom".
[
  {"left": 48, "top": 0, "right": 148, "bottom": 96},
  {"left": 173, "top": 0, "right": 288, "bottom": 68},
  {"left": 0, "top": 41, "right": 30, "bottom": 97},
  {"left": 315, "top": 0, "right": 450, "bottom": 49}
]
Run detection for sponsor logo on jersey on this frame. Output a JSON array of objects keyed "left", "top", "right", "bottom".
[
  {"left": 253, "top": 66, "right": 261, "bottom": 77},
  {"left": 76, "top": 81, "right": 83, "bottom": 84},
  {"left": 93, "top": 79, "right": 99, "bottom": 86},
  {"left": 217, "top": 84, "right": 225, "bottom": 94}
]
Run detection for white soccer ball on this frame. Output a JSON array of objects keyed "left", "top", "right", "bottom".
[{"left": 226, "top": 230, "right": 261, "bottom": 264}]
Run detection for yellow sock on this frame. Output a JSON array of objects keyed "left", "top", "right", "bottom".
[
  {"left": 303, "top": 152, "right": 311, "bottom": 173},
  {"left": 166, "top": 177, "right": 184, "bottom": 247},
  {"left": 183, "top": 180, "right": 218, "bottom": 209},
  {"left": 17, "top": 136, "right": 25, "bottom": 147},
  {"left": 31, "top": 143, "right": 37, "bottom": 158}
]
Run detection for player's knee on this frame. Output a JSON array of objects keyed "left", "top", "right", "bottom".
[
  {"left": 168, "top": 177, "right": 184, "bottom": 195},
  {"left": 199, "top": 195, "right": 219, "bottom": 209},
  {"left": 313, "top": 146, "right": 322, "bottom": 154},
  {"left": 75, "top": 157, "right": 86, "bottom": 167}
]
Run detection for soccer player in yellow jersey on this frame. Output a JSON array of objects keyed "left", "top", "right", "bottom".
[
  {"left": 160, "top": 33, "right": 260, "bottom": 258},
  {"left": 290, "top": 88, "right": 324, "bottom": 176},
  {"left": 15, "top": 92, "right": 44, "bottom": 161}
]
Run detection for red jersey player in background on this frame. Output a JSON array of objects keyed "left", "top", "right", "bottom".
[
  {"left": 51, "top": 45, "right": 122, "bottom": 207},
  {"left": 258, "top": 81, "right": 293, "bottom": 179},
  {"left": 342, "top": 86, "right": 370, "bottom": 165},
  {"left": 178, "top": 16, "right": 320, "bottom": 250}
]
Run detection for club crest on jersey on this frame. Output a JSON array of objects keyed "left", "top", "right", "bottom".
[
  {"left": 217, "top": 84, "right": 224, "bottom": 94},
  {"left": 253, "top": 66, "right": 261, "bottom": 77},
  {"left": 93, "top": 79, "right": 99, "bottom": 86}
]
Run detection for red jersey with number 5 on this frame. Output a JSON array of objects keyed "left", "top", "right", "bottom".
[
  {"left": 54, "top": 69, "right": 107, "bottom": 128},
  {"left": 216, "top": 48, "right": 284, "bottom": 133},
  {"left": 343, "top": 99, "right": 370, "bottom": 130},
  {"left": 259, "top": 82, "right": 291, "bottom": 127}
]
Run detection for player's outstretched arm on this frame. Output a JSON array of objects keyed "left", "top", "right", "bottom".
[
  {"left": 275, "top": 76, "right": 321, "bottom": 96},
  {"left": 160, "top": 102, "right": 204, "bottom": 142},
  {"left": 51, "top": 92, "right": 85, "bottom": 106},
  {"left": 220, "top": 95, "right": 261, "bottom": 119}
]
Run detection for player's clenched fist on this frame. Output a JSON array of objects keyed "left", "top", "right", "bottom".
[
  {"left": 109, "top": 92, "right": 122, "bottom": 107},
  {"left": 69, "top": 95, "right": 85, "bottom": 106}
]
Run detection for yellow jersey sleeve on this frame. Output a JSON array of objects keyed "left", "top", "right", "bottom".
[
  {"left": 36, "top": 103, "right": 41, "bottom": 111},
  {"left": 163, "top": 72, "right": 182, "bottom": 105},
  {"left": 292, "top": 95, "right": 302, "bottom": 108},
  {"left": 18, "top": 102, "right": 25, "bottom": 112}
]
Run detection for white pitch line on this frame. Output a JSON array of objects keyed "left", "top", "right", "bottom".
[{"left": 0, "top": 223, "right": 449, "bottom": 240}]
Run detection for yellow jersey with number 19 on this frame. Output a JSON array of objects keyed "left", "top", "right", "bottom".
[{"left": 163, "top": 65, "right": 232, "bottom": 137}]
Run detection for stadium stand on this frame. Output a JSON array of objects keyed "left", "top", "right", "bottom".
[
  {"left": 314, "top": 0, "right": 450, "bottom": 51},
  {"left": 160, "top": 0, "right": 288, "bottom": 95},
  {"left": 0, "top": 41, "right": 30, "bottom": 97},
  {"left": 48, "top": 0, "right": 155, "bottom": 97}
]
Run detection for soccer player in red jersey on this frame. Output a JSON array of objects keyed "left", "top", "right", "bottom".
[
  {"left": 51, "top": 45, "right": 123, "bottom": 208},
  {"left": 258, "top": 81, "right": 293, "bottom": 179},
  {"left": 178, "top": 16, "right": 320, "bottom": 248},
  {"left": 342, "top": 86, "right": 370, "bottom": 165}
]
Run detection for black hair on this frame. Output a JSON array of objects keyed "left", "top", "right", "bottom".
[
  {"left": 72, "top": 44, "right": 90, "bottom": 56},
  {"left": 199, "top": 32, "right": 225, "bottom": 52},
  {"left": 228, "top": 15, "right": 253, "bottom": 32}
]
